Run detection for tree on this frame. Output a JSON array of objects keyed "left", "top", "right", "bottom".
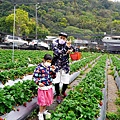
[
  {"left": 0, "top": 16, "right": 10, "bottom": 33},
  {"left": 5, "top": 8, "right": 36, "bottom": 36},
  {"left": 67, "top": 36, "right": 75, "bottom": 43},
  {"left": 112, "top": 20, "right": 120, "bottom": 34},
  {"left": 37, "top": 24, "right": 50, "bottom": 39},
  {"left": 59, "top": 17, "right": 68, "bottom": 27}
]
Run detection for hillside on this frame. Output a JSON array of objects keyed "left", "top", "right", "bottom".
[{"left": 0, "top": 0, "right": 120, "bottom": 39}]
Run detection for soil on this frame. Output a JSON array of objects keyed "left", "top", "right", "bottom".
[{"left": 105, "top": 59, "right": 119, "bottom": 119}]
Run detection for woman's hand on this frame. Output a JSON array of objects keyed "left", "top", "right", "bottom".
[{"left": 67, "top": 49, "right": 73, "bottom": 54}]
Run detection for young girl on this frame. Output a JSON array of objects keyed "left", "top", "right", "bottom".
[{"left": 33, "top": 54, "right": 56, "bottom": 120}]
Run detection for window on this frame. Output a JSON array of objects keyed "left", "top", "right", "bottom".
[
  {"left": 9, "top": 36, "right": 13, "bottom": 39},
  {"left": 14, "top": 37, "right": 18, "bottom": 40}
]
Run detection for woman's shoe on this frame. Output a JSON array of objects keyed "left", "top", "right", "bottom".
[{"left": 62, "top": 92, "right": 67, "bottom": 98}]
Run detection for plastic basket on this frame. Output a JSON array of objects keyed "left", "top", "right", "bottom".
[
  {"left": 70, "top": 52, "right": 81, "bottom": 61},
  {"left": 76, "top": 52, "right": 81, "bottom": 60}
]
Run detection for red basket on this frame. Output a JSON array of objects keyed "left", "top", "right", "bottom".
[{"left": 70, "top": 52, "right": 81, "bottom": 61}]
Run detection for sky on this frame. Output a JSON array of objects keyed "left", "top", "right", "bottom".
[
  {"left": 109, "top": 0, "right": 120, "bottom": 2},
  {"left": 113, "top": 0, "right": 120, "bottom": 2}
]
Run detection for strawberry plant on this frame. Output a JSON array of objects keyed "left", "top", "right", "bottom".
[
  {"left": 0, "top": 66, "right": 36, "bottom": 84},
  {"left": 51, "top": 55, "right": 107, "bottom": 120},
  {"left": 111, "top": 55, "right": 120, "bottom": 75},
  {"left": 0, "top": 80, "right": 37, "bottom": 114},
  {"left": 0, "top": 88, "right": 15, "bottom": 114}
]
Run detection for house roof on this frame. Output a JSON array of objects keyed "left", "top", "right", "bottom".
[
  {"left": 74, "top": 39, "right": 90, "bottom": 44},
  {"left": 45, "top": 36, "right": 57, "bottom": 41}
]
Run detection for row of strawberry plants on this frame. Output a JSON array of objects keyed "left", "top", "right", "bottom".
[
  {"left": 70, "top": 53, "right": 101, "bottom": 73},
  {"left": 0, "top": 50, "right": 45, "bottom": 64},
  {"left": 116, "top": 54, "right": 120, "bottom": 59},
  {"left": 0, "top": 66, "right": 35, "bottom": 84},
  {"left": 0, "top": 80, "right": 38, "bottom": 115},
  {"left": 0, "top": 50, "right": 94, "bottom": 70},
  {"left": 51, "top": 54, "right": 107, "bottom": 120},
  {"left": 0, "top": 50, "right": 53, "bottom": 69},
  {"left": 0, "top": 61, "right": 28, "bottom": 70},
  {"left": 110, "top": 55, "right": 120, "bottom": 76},
  {"left": 0, "top": 53, "right": 100, "bottom": 84},
  {"left": 80, "top": 52, "right": 96, "bottom": 58}
]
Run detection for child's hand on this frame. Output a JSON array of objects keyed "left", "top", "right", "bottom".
[
  {"left": 50, "top": 65, "right": 56, "bottom": 71},
  {"left": 39, "top": 83, "right": 44, "bottom": 87},
  {"left": 51, "top": 65, "right": 55, "bottom": 69}
]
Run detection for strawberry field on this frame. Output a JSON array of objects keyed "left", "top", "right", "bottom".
[{"left": 0, "top": 49, "right": 120, "bottom": 120}]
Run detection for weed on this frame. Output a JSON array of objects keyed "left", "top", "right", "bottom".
[
  {"left": 80, "top": 70, "right": 84, "bottom": 75},
  {"left": 115, "top": 98, "right": 120, "bottom": 105},
  {"left": 106, "top": 112, "right": 119, "bottom": 120}
]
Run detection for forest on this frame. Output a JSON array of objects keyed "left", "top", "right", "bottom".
[{"left": 0, "top": 0, "right": 120, "bottom": 40}]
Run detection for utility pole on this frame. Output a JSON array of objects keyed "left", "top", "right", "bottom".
[
  {"left": 35, "top": 3, "right": 38, "bottom": 40},
  {"left": 35, "top": 3, "right": 40, "bottom": 40},
  {"left": 12, "top": 3, "right": 16, "bottom": 62}
]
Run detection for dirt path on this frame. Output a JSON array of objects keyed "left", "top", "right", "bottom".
[{"left": 105, "top": 59, "right": 118, "bottom": 119}]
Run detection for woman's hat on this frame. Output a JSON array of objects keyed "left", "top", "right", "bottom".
[{"left": 59, "top": 32, "right": 68, "bottom": 38}]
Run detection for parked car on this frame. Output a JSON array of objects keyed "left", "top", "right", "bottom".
[
  {"left": 3, "top": 35, "right": 28, "bottom": 46},
  {"left": 80, "top": 46, "right": 88, "bottom": 50},
  {"left": 29, "top": 39, "right": 38, "bottom": 47},
  {"left": 29, "top": 39, "right": 50, "bottom": 50}
]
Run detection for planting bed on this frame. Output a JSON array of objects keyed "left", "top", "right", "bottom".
[
  {"left": 0, "top": 50, "right": 100, "bottom": 120},
  {"left": 0, "top": 49, "right": 120, "bottom": 120}
]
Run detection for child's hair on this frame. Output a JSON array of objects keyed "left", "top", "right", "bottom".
[{"left": 44, "top": 54, "right": 53, "bottom": 61}]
